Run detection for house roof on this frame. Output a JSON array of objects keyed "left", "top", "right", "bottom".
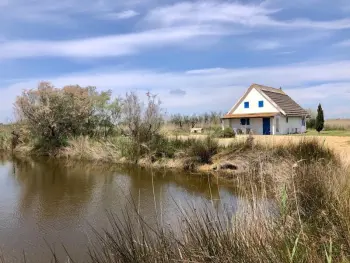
[
  {"left": 222, "top": 112, "right": 278, "bottom": 119},
  {"left": 227, "top": 83, "right": 308, "bottom": 117},
  {"left": 254, "top": 84, "right": 309, "bottom": 117}
]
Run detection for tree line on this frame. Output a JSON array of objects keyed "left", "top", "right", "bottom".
[
  {"left": 15, "top": 82, "right": 163, "bottom": 153},
  {"left": 169, "top": 112, "right": 223, "bottom": 129}
]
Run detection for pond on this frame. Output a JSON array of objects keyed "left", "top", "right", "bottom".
[{"left": 0, "top": 156, "right": 245, "bottom": 262}]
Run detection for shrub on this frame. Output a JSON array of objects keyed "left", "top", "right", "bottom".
[
  {"left": 306, "top": 118, "right": 316, "bottom": 129},
  {"left": 15, "top": 82, "right": 122, "bottom": 150},
  {"left": 216, "top": 127, "right": 236, "bottom": 138},
  {"left": 0, "top": 131, "right": 11, "bottom": 151},
  {"left": 187, "top": 136, "right": 219, "bottom": 164},
  {"left": 122, "top": 92, "right": 164, "bottom": 161}
]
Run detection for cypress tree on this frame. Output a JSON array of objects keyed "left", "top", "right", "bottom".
[{"left": 315, "top": 104, "right": 324, "bottom": 133}]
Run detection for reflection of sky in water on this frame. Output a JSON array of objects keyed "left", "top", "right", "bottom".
[{"left": 0, "top": 158, "right": 269, "bottom": 262}]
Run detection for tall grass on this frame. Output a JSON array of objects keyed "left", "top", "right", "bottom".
[
  {"left": 1, "top": 139, "right": 350, "bottom": 262},
  {"left": 85, "top": 140, "right": 350, "bottom": 263}
]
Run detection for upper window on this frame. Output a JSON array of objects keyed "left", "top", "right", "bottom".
[
  {"left": 244, "top": 102, "right": 249, "bottom": 108},
  {"left": 258, "top": 101, "right": 264, "bottom": 108},
  {"left": 286, "top": 117, "right": 289, "bottom": 123}
]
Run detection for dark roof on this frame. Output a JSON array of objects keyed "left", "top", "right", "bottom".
[{"left": 255, "top": 85, "right": 308, "bottom": 116}]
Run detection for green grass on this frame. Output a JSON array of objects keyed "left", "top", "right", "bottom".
[{"left": 301, "top": 129, "right": 350, "bottom": 136}]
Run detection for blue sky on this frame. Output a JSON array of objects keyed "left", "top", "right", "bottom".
[{"left": 1, "top": 0, "right": 350, "bottom": 121}]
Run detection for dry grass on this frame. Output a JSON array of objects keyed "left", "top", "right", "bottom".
[
  {"left": 57, "top": 137, "right": 121, "bottom": 162},
  {"left": 85, "top": 140, "right": 350, "bottom": 263},
  {"left": 325, "top": 119, "right": 350, "bottom": 130},
  {"left": 177, "top": 134, "right": 350, "bottom": 163}
]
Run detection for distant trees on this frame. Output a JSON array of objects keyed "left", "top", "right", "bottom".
[
  {"left": 170, "top": 111, "right": 223, "bottom": 129},
  {"left": 315, "top": 104, "right": 325, "bottom": 133}
]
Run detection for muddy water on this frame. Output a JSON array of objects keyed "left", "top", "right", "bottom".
[{"left": 0, "top": 156, "right": 241, "bottom": 262}]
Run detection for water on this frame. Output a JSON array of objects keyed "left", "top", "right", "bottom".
[{"left": 0, "top": 156, "right": 244, "bottom": 262}]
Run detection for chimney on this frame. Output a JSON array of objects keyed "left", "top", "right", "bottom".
[{"left": 279, "top": 87, "right": 282, "bottom": 90}]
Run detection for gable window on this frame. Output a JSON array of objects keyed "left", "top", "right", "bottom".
[
  {"left": 240, "top": 118, "right": 250, "bottom": 125},
  {"left": 258, "top": 100, "right": 264, "bottom": 108},
  {"left": 244, "top": 102, "right": 249, "bottom": 108}
]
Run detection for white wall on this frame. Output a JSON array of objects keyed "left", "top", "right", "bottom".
[
  {"left": 233, "top": 88, "right": 279, "bottom": 114},
  {"left": 222, "top": 118, "right": 264, "bottom": 135},
  {"left": 223, "top": 116, "right": 306, "bottom": 135},
  {"left": 278, "top": 116, "right": 306, "bottom": 134}
]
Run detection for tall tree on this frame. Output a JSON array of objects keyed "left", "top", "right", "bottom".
[{"left": 315, "top": 104, "right": 324, "bottom": 133}]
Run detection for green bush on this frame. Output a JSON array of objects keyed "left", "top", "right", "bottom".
[
  {"left": 306, "top": 118, "right": 316, "bottom": 129},
  {"left": 187, "top": 136, "right": 219, "bottom": 164},
  {"left": 221, "top": 127, "right": 236, "bottom": 138}
]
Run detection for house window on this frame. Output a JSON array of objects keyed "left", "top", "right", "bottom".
[
  {"left": 244, "top": 102, "right": 249, "bottom": 108},
  {"left": 240, "top": 118, "right": 250, "bottom": 125},
  {"left": 286, "top": 117, "right": 289, "bottom": 123},
  {"left": 258, "top": 101, "right": 264, "bottom": 108},
  {"left": 302, "top": 117, "right": 306, "bottom": 126}
]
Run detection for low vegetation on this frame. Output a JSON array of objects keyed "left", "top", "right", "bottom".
[
  {"left": 9, "top": 138, "right": 348, "bottom": 263},
  {"left": 85, "top": 140, "right": 350, "bottom": 263}
]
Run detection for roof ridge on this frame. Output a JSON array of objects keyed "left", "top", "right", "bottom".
[{"left": 252, "top": 83, "right": 285, "bottom": 94}]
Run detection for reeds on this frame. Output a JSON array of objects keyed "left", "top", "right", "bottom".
[{"left": 86, "top": 148, "right": 350, "bottom": 263}]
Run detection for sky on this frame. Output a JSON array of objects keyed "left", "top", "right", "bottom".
[{"left": 1, "top": 0, "right": 350, "bottom": 121}]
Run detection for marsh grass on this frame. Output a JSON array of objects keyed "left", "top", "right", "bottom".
[
  {"left": 2, "top": 139, "right": 350, "bottom": 263},
  {"left": 85, "top": 144, "right": 350, "bottom": 263}
]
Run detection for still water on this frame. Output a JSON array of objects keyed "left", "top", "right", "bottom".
[{"left": 0, "top": 156, "right": 240, "bottom": 262}]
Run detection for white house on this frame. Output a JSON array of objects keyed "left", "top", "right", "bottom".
[{"left": 222, "top": 84, "right": 309, "bottom": 135}]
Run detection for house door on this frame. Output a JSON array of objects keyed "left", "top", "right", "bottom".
[{"left": 263, "top": 118, "right": 271, "bottom": 135}]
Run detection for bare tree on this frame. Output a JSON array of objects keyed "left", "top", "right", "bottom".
[{"left": 122, "top": 92, "right": 164, "bottom": 160}]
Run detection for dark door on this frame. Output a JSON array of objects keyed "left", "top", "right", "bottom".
[{"left": 263, "top": 118, "right": 271, "bottom": 135}]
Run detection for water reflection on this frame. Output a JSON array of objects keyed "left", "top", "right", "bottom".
[{"left": 0, "top": 156, "right": 238, "bottom": 262}]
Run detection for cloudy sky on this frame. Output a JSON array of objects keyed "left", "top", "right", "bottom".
[{"left": 1, "top": 0, "right": 350, "bottom": 121}]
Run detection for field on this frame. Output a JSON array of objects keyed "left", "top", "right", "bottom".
[{"left": 325, "top": 118, "right": 350, "bottom": 130}]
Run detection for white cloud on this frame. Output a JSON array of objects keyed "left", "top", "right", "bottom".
[
  {"left": 0, "top": 25, "right": 230, "bottom": 59},
  {"left": 102, "top": 10, "right": 139, "bottom": 20},
  {"left": 2, "top": 59, "right": 350, "bottom": 120},
  {"left": 145, "top": 1, "right": 350, "bottom": 30},
  {"left": 0, "top": 0, "right": 138, "bottom": 19}
]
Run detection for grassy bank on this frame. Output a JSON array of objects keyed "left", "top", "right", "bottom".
[
  {"left": 6, "top": 138, "right": 348, "bottom": 263},
  {"left": 78, "top": 140, "right": 350, "bottom": 263}
]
